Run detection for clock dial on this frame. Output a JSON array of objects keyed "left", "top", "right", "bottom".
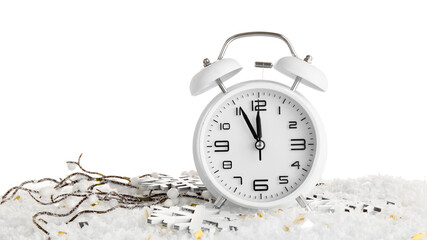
[{"left": 202, "top": 88, "right": 316, "bottom": 202}]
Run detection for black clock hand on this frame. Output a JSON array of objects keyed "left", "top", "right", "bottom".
[
  {"left": 239, "top": 107, "right": 258, "bottom": 140},
  {"left": 256, "top": 110, "right": 262, "bottom": 140},
  {"left": 256, "top": 110, "right": 263, "bottom": 161}
]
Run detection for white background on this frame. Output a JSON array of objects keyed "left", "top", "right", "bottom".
[{"left": 1, "top": 1, "right": 426, "bottom": 194}]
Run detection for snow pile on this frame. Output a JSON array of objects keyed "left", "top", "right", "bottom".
[{"left": 1, "top": 175, "right": 426, "bottom": 240}]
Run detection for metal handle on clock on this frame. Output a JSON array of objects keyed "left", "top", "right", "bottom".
[{"left": 217, "top": 31, "right": 299, "bottom": 60}]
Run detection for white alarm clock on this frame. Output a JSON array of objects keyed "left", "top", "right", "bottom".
[{"left": 190, "top": 32, "right": 328, "bottom": 210}]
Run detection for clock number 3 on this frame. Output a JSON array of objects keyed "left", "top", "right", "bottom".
[{"left": 290, "top": 139, "right": 306, "bottom": 151}]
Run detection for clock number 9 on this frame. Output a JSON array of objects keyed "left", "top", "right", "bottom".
[
  {"left": 253, "top": 179, "right": 269, "bottom": 191},
  {"left": 219, "top": 123, "right": 230, "bottom": 130},
  {"left": 214, "top": 140, "right": 229, "bottom": 152}
]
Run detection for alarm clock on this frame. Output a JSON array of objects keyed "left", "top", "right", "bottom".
[{"left": 190, "top": 32, "right": 328, "bottom": 210}]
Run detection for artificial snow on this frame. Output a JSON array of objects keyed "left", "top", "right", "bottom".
[
  {"left": 1, "top": 176, "right": 426, "bottom": 240},
  {"left": 201, "top": 191, "right": 212, "bottom": 200},
  {"left": 66, "top": 163, "right": 77, "bottom": 171},
  {"left": 167, "top": 188, "right": 179, "bottom": 200}
]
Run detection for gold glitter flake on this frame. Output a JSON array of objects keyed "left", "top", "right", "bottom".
[
  {"left": 194, "top": 229, "right": 204, "bottom": 239},
  {"left": 412, "top": 233, "right": 425, "bottom": 239}
]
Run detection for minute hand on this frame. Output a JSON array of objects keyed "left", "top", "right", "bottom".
[
  {"left": 239, "top": 107, "right": 258, "bottom": 140},
  {"left": 256, "top": 110, "right": 262, "bottom": 140}
]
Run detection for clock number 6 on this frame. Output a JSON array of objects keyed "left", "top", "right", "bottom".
[{"left": 253, "top": 179, "right": 269, "bottom": 191}]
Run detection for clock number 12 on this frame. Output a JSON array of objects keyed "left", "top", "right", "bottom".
[{"left": 251, "top": 100, "right": 267, "bottom": 111}]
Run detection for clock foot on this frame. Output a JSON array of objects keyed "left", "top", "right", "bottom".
[
  {"left": 296, "top": 195, "right": 312, "bottom": 212},
  {"left": 213, "top": 196, "right": 227, "bottom": 209}
]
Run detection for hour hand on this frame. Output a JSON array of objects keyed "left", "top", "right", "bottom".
[{"left": 239, "top": 107, "right": 258, "bottom": 140}]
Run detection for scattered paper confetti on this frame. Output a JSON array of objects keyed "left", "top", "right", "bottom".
[{"left": 79, "top": 222, "right": 89, "bottom": 228}]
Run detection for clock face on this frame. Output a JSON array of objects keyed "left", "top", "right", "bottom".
[{"left": 198, "top": 84, "right": 317, "bottom": 204}]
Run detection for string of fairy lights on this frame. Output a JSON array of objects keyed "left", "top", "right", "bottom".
[{"left": 0, "top": 154, "right": 210, "bottom": 240}]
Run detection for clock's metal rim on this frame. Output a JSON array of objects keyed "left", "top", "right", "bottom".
[{"left": 193, "top": 80, "right": 327, "bottom": 209}]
